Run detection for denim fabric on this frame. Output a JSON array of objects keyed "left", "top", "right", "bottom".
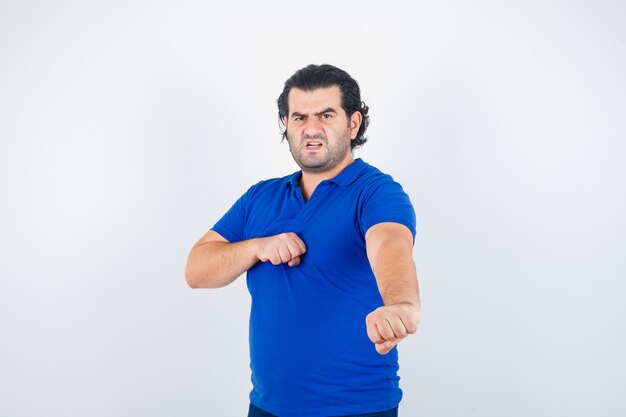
[{"left": 247, "top": 403, "right": 399, "bottom": 417}]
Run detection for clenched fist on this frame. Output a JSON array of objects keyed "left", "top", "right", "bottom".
[
  {"left": 255, "top": 232, "right": 307, "bottom": 267},
  {"left": 365, "top": 302, "right": 420, "bottom": 355}
]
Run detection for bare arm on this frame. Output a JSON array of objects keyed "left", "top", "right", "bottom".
[
  {"left": 184, "top": 230, "right": 306, "bottom": 288},
  {"left": 364, "top": 222, "right": 420, "bottom": 354}
]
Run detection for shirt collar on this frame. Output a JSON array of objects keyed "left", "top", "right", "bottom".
[
  {"left": 327, "top": 158, "right": 366, "bottom": 186},
  {"left": 285, "top": 171, "right": 301, "bottom": 189},
  {"left": 284, "top": 158, "right": 366, "bottom": 189}
]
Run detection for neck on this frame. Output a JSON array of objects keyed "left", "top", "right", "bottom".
[{"left": 299, "top": 155, "right": 355, "bottom": 202}]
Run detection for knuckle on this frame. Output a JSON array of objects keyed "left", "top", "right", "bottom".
[{"left": 376, "top": 345, "right": 389, "bottom": 355}]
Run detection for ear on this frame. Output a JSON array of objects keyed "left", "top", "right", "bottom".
[{"left": 349, "top": 111, "right": 363, "bottom": 140}]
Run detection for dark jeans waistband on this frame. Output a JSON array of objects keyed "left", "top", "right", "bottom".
[{"left": 247, "top": 403, "right": 399, "bottom": 417}]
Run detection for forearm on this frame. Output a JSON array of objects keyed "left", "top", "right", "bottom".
[
  {"left": 185, "top": 230, "right": 306, "bottom": 289},
  {"left": 185, "top": 238, "right": 260, "bottom": 289},
  {"left": 372, "top": 239, "right": 420, "bottom": 309},
  {"left": 365, "top": 223, "right": 421, "bottom": 354}
]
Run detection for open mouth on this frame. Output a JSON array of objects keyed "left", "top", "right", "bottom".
[{"left": 305, "top": 141, "right": 323, "bottom": 149}]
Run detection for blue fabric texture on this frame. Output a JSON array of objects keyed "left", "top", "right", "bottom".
[{"left": 212, "top": 159, "right": 416, "bottom": 417}]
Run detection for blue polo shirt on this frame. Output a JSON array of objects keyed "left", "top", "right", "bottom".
[{"left": 211, "top": 158, "right": 416, "bottom": 417}]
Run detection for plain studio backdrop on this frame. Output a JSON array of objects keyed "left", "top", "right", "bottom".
[{"left": 1, "top": 1, "right": 624, "bottom": 416}]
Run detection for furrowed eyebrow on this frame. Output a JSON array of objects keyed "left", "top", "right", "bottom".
[
  {"left": 315, "top": 108, "right": 337, "bottom": 116},
  {"left": 290, "top": 108, "right": 337, "bottom": 118}
]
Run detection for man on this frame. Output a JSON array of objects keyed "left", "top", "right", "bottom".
[{"left": 185, "top": 64, "right": 420, "bottom": 417}]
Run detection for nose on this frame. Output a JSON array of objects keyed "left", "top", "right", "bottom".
[{"left": 302, "top": 118, "right": 323, "bottom": 138}]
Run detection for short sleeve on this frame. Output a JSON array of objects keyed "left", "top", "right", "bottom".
[
  {"left": 210, "top": 185, "right": 256, "bottom": 243},
  {"left": 359, "top": 176, "right": 416, "bottom": 239}
]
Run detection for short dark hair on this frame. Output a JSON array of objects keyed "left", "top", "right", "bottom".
[{"left": 277, "top": 64, "right": 370, "bottom": 149}]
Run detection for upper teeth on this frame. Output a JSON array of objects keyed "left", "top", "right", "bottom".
[{"left": 308, "top": 142, "right": 321, "bottom": 146}]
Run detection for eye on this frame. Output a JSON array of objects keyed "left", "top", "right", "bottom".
[
  {"left": 321, "top": 113, "right": 333, "bottom": 119},
  {"left": 293, "top": 116, "right": 303, "bottom": 121}
]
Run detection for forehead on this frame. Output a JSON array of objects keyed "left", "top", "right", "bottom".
[{"left": 287, "top": 86, "right": 343, "bottom": 114}]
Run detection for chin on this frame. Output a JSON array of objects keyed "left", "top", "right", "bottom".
[{"left": 301, "top": 161, "right": 337, "bottom": 173}]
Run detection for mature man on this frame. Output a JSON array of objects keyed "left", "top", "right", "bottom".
[{"left": 185, "top": 64, "right": 420, "bottom": 417}]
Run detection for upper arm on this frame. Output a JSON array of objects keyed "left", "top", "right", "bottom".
[
  {"left": 365, "top": 222, "right": 414, "bottom": 271},
  {"left": 211, "top": 184, "right": 257, "bottom": 243},
  {"left": 359, "top": 176, "right": 416, "bottom": 241}
]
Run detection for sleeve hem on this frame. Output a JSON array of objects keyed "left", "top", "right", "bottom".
[
  {"left": 362, "top": 217, "right": 417, "bottom": 240},
  {"left": 210, "top": 225, "right": 238, "bottom": 243}
]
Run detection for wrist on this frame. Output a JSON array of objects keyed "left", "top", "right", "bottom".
[
  {"left": 249, "top": 237, "right": 263, "bottom": 261},
  {"left": 385, "top": 300, "right": 420, "bottom": 311}
]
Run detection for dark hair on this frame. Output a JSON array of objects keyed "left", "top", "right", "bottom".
[{"left": 277, "top": 64, "right": 370, "bottom": 149}]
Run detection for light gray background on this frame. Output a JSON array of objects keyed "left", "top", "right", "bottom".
[{"left": 1, "top": 1, "right": 624, "bottom": 416}]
